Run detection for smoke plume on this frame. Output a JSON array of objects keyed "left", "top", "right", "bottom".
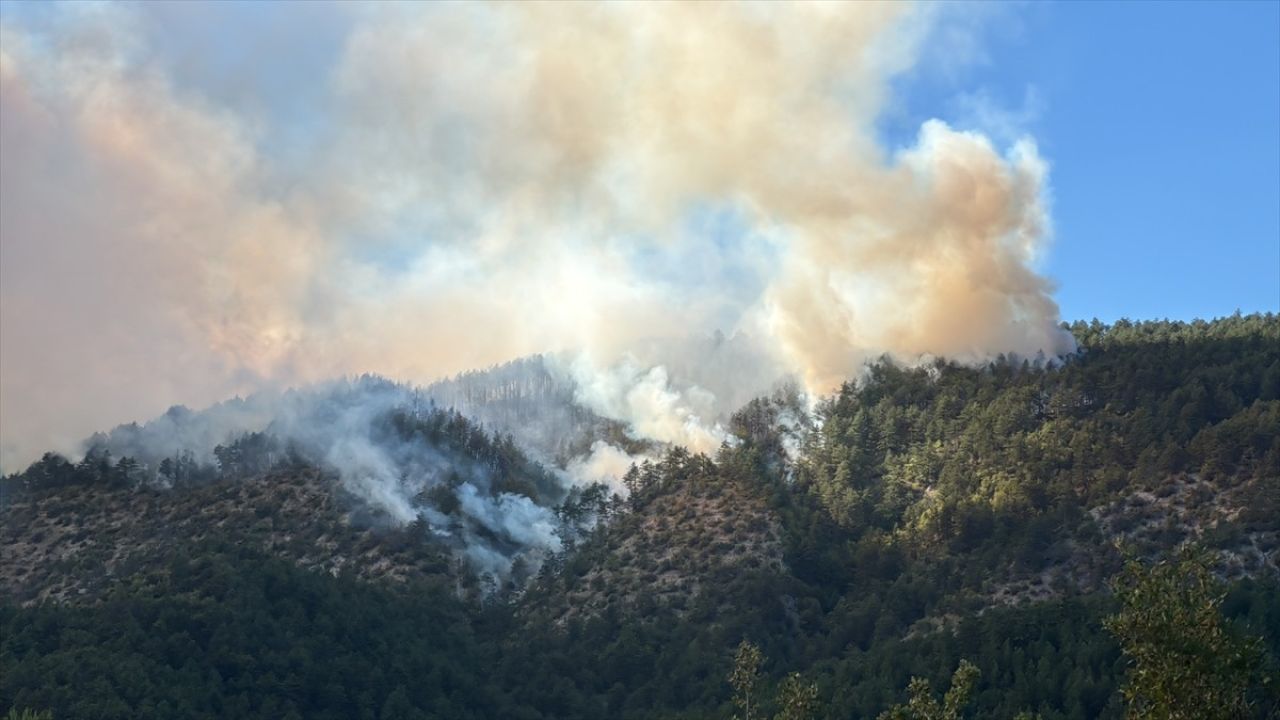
[{"left": 0, "top": 2, "right": 1074, "bottom": 471}]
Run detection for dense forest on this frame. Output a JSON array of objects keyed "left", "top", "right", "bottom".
[{"left": 2, "top": 315, "right": 1278, "bottom": 719}]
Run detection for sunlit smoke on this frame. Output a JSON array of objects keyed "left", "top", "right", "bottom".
[{"left": 0, "top": 2, "right": 1074, "bottom": 471}]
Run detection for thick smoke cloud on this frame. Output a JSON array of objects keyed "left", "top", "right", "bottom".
[{"left": 0, "top": 2, "right": 1073, "bottom": 471}]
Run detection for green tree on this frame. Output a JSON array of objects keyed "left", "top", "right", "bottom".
[
  {"left": 1105, "top": 548, "right": 1269, "bottom": 719},
  {"left": 877, "top": 659, "right": 979, "bottom": 720},
  {"left": 5, "top": 711, "right": 53, "bottom": 720},
  {"left": 774, "top": 672, "right": 820, "bottom": 720},
  {"left": 380, "top": 684, "right": 421, "bottom": 720},
  {"left": 731, "top": 639, "right": 764, "bottom": 720}
]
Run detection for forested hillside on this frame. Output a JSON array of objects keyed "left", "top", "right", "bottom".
[
  {"left": 2, "top": 315, "right": 1278, "bottom": 719},
  {"left": 1, "top": 401, "right": 573, "bottom": 602}
]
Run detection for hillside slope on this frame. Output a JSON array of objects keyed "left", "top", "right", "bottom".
[
  {"left": 1, "top": 401, "right": 577, "bottom": 602},
  {"left": 2, "top": 315, "right": 1279, "bottom": 720},
  {"left": 524, "top": 449, "right": 787, "bottom": 626}
]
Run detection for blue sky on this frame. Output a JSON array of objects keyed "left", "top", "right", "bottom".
[{"left": 887, "top": 1, "right": 1280, "bottom": 323}]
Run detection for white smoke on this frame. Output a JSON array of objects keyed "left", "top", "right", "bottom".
[
  {"left": 457, "top": 483, "right": 562, "bottom": 556},
  {"left": 76, "top": 375, "right": 572, "bottom": 581},
  {"left": 564, "top": 440, "right": 648, "bottom": 497},
  {"left": 565, "top": 355, "right": 728, "bottom": 455},
  {"left": 325, "top": 434, "right": 418, "bottom": 525}
]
